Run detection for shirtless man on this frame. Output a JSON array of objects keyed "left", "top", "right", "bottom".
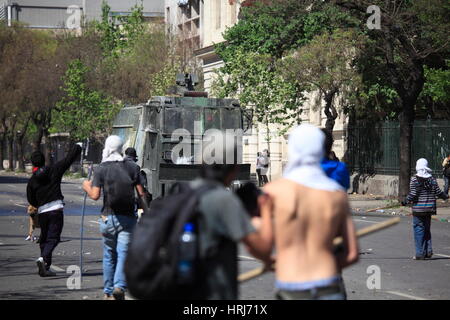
[{"left": 262, "top": 124, "right": 359, "bottom": 300}]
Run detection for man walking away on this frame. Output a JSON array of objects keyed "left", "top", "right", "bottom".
[
  {"left": 261, "top": 124, "right": 359, "bottom": 300},
  {"left": 442, "top": 154, "right": 450, "bottom": 196},
  {"left": 403, "top": 158, "right": 448, "bottom": 260},
  {"left": 27, "top": 143, "right": 82, "bottom": 277},
  {"left": 83, "top": 136, "right": 145, "bottom": 300},
  {"left": 185, "top": 133, "right": 273, "bottom": 299}
]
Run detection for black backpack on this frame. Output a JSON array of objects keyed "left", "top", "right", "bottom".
[
  {"left": 101, "top": 161, "right": 137, "bottom": 215},
  {"left": 124, "top": 182, "right": 214, "bottom": 300}
]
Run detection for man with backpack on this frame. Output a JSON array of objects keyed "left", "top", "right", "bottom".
[
  {"left": 82, "top": 135, "right": 145, "bottom": 300},
  {"left": 442, "top": 154, "right": 450, "bottom": 196},
  {"left": 125, "top": 132, "right": 273, "bottom": 300}
]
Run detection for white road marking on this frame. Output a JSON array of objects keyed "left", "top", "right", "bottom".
[
  {"left": 386, "top": 291, "right": 427, "bottom": 300},
  {"left": 435, "top": 253, "right": 450, "bottom": 258},
  {"left": 13, "top": 203, "right": 27, "bottom": 208},
  {"left": 238, "top": 255, "right": 258, "bottom": 261},
  {"left": 50, "top": 265, "right": 65, "bottom": 272},
  {"left": 0, "top": 242, "right": 4, "bottom": 245},
  {"left": 353, "top": 219, "right": 379, "bottom": 224},
  {"left": 6, "top": 184, "right": 17, "bottom": 189}
]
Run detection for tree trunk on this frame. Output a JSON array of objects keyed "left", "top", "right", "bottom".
[
  {"left": 324, "top": 91, "right": 338, "bottom": 133},
  {"left": 7, "top": 134, "right": 14, "bottom": 171},
  {"left": 398, "top": 108, "right": 414, "bottom": 202},
  {"left": 6, "top": 119, "right": 17, "bottom": 171},
  {"left": 15, "top": 120, "right": 29, "bottom": 171},
  {"left": 0, "top": 117, "right": 8, "bottom": 170},
  {"left": 0, "top": 135, "right": 4, "bottom": 170},
  {"left": 33, "top": 126, "right": 44, "bottom": 152},
  {"left": 43, "top": 130, "right": 51, "bottom": 167}
]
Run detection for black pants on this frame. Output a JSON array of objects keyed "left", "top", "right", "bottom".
[
  {"left": 256, "top": 169, "right": 262, "bottom": 187},
  {"left": 38, "top": 210, "right": 64, "bottom": 269}
]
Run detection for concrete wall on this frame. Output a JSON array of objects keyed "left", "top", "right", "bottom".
[{"left": 350, "top": 173, "right": 447, "bottom": 197}]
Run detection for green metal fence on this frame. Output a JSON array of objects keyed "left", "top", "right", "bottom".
[{"left": 347, "top": 120, "right": 450, "bottom": 176}]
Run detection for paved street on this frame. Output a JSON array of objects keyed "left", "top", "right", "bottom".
[{"left": 1, "top": 174, "right": 449, "bottom": 300}]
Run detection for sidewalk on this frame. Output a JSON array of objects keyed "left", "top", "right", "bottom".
[
  {"left": 349, "top": 193, "right": 450, "bottom": 223},
  {"left": 0, "top": 169, "right": 85, "bottom": 183}
]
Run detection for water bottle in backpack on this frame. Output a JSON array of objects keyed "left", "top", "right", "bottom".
[{"left": 177, "top": 222, "right": 197, "bottom": 285}]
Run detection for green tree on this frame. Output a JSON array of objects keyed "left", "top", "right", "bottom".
[
  {"left": 54, "top": 59, "right": 120, "bottom": 142},
  {"left": 330, "top": 0, "right": 450, "bottom": 199},
  {"left": 213, "top": 0, "right": 357, "bottom": 133},
  {"left": 279, "top": 29, "right": 365, "bottom": 132}
]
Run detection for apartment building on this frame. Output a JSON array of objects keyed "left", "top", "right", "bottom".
[{"left": 0, "top": 0, "right": 164, "bottom": 29}]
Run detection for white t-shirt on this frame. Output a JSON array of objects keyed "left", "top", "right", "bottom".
[{"left": 259, "top": 156, "right": 269, "bottom": 175}]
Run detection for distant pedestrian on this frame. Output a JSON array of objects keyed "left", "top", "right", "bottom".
[
  {"left": 403, "top": 158, "right": 448, "bottom": 260},
  {"left": 256, "top": 152, "right": 263, "bottom": 187},
  {"left": 442, "top": 154, "right": 450, "bottom": 195},
  {"left": 259, "top": 150, "right": 270, "bottom": 186},
  {"left": 320, "top": 128, "right": 350, "bottom": 191},
  {"left": 83, "top": 136, "right": 145, "bottom": 300},
  {"left": 27, "top": 143, "right": 81, "bottom": 277}
]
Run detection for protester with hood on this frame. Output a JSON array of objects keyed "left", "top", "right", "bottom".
[
  {"left": 320, "top": 128, "right": 350, "bottom": 191},
  {"left": 403, "top": 158, "right": 448, "bottom": 260},
  {"left": 27, "top": 143, "right": 82, "bottom": 277},
  {"left": 261, "top": 124, "right": 358, "bottom": 300},
  {"left": 83, "top": 136, "right": 145, "bottom": 300}
]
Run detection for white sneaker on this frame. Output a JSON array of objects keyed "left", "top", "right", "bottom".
[
  {"left": 36, "top": 257, "right": 46, "bottom": 277},
  {"left": 25, "top": 235, "right": 32, "bottom": 241}
]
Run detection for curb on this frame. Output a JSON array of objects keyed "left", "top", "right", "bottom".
[{"left": 353, "top": 209, "right": 450, "bottom": 223}]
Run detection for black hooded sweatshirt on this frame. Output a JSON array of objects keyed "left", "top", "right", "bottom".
[{"left": 27, "top": 144, "right": 82, "bottom": 209}]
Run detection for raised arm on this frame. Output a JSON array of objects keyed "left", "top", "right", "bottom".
[{"left": 54, "top": 144, "right": 82, "bottom": 176}]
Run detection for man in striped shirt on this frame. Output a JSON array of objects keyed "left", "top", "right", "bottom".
[{"left": 403, "top": 158, "right": 448, "bottom": 260}]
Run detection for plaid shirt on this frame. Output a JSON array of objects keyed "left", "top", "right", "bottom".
[{"left": 406, "top": 176, "right": 447, "bottom": 214}]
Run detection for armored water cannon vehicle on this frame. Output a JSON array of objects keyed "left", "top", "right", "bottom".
[{"left": 112, "top": 74, "right": 251, "bottom": 198}]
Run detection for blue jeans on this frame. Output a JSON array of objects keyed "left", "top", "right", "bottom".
[
  {"left": 413, "top": 215, "right": 432, "bottom": 258},
  {"left": 99, "top": 214, "right": 137, "bottom": 295}
]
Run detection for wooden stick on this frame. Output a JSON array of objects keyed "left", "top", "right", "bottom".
[{"left": 238, "top": 217, "right": 401, "bottom": 283}]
